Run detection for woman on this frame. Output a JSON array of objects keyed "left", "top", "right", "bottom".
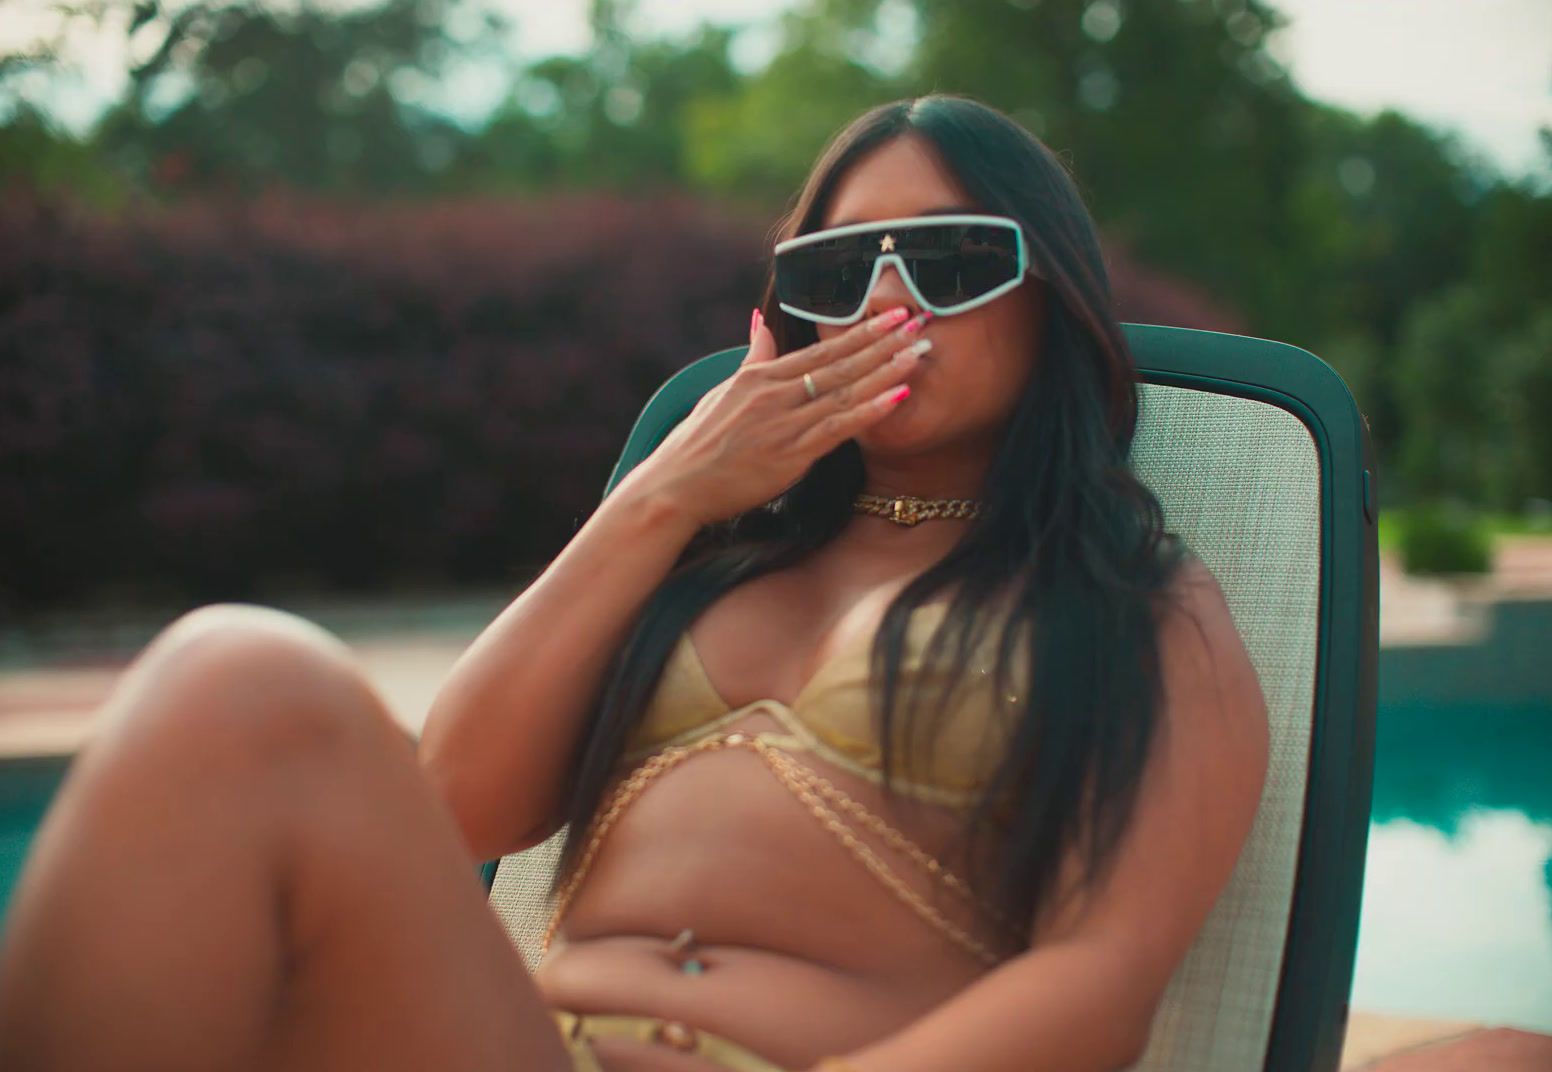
[{"left": 0, "top": 95, "right": 1268, "bottom": 1072}]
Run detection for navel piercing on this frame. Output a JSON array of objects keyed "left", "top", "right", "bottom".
[{"left": 669, "top": 928, "right": 707, "bottom": 975}]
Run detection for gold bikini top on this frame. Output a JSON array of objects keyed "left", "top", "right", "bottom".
[
  {"left": 622, "top": 601, "right": 1029, "bottom": 808},
  {"left": 544, "top": 603, "right": 1031, "bottom": 967}
]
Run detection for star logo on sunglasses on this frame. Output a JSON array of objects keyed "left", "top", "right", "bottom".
[{"left": 879, "top": 234, "right": 896, "bottom": 252}]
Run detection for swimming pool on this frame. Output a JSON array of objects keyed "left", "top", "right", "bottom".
[
  {"left": 3, "top": 700, "right": 1550, "bottom": 1030},
  {"left": 1351, "top": 699, "right": 1552, "bottom": 1031},
  {"left": 0, "top": 757, "right": 68, "bottom": 918}
]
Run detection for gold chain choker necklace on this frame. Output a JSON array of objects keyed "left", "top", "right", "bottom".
[{"left": 853, "top": 493, "right": 983, "bottom": 527}]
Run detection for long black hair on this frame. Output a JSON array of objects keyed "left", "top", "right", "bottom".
[{"left": 553, "top": 94, "right": 1186, "bottom": 946}]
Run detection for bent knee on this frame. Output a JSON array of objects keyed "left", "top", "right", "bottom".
[
  {"left": 110, "top": 604, "right": 399, "bottom": 768},
  {"left": 155, "top": 603, "right": 356, "bottom": 668}
]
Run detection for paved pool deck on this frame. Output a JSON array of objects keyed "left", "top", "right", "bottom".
[{"left": 4, "top": 542, "right": 1551, "bottom": 1068}]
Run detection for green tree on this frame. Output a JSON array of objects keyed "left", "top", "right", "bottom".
[
  {"left": 1395, "top": 285, "right": 1507, "bottom": 502},
  {"left": 464, "top": 1, "right": 742, "bottom": 192},
  {"left": 682, "top": 6, "right": 902, "bottom": 201},
  {"left": 85, "top": 0, "right": 500, "bottom": 194},
  {"left": 0, "top": 105, "right": 122, "bottom": 204},
  {"left": 1393, "top": 288, "right": 1552, "bottom": 509},
  {"left": 1496, "top": 307, "right": 1552, "bottom": 508},
  {"left": 1390, "top": 162, "right": 1552, "bottom": 506},
  {"left": 1293, "top": 108, "right": 1484, "bottom": 344},
  {"left": 1290, "top": 106, "right": 1490, "bottom": 475}
]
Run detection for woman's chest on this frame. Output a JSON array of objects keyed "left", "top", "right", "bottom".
[{"left": 686, "top": 567, "right": 914, "bottom": 710}]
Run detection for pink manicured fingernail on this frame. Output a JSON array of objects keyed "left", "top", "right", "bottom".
[
  {"left": 890, "top": 385, "right": 911, "bottom": 404},
  {"left": 749, "top": 308, "right": 763, "bottom": 342},
  {"left": 868, "top": 307, "right": 911, "bottom": 332}
]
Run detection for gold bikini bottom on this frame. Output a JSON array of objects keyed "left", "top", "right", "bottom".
[{"left": 552, "top": 1010, "right": 786, "bottom": 1071}]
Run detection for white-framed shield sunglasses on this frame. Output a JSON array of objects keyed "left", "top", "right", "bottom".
[{"left": 773, "top": 213, "right": 1036, "bottom": 325}]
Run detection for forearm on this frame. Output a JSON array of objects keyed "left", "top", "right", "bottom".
[
  {"left": 419, "top": 460, "right": 703, "bottom": 857},
  {"left": 816, "top": 941, "right": 1157, "bottom": 1072}
]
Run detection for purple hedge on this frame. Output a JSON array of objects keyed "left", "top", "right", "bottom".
[
  {"left": 0, "top": 193, "right": 1242, "bottom": 613},
  {"left": 0, "top": 193, "right": 767, "bottom": 609}
]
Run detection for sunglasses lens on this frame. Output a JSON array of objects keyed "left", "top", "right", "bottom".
[
  {"left": 776, "top": 221, "right": 1022, "bottom": 320},
  {"left": 775, "top": 232, "right": 877, "bottom": 320},
  {"left": 901, "top": 223, "right": 1021, "bottom": 308}
]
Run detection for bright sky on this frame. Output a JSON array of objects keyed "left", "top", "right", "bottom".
[
  {"left": 1267, "top": 0, "right": 1550, "bottom": 178},
  {"left": 3, "top": 0, "right": 1548, "bottom": 179}
]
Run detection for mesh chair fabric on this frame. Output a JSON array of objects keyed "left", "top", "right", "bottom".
[
  {"left": 488, "top": 382, "right": 1322, "bottom": 1072},
  {"left": 1129, "top": 385, "right": 1319, "bottom": 1070},
  {"left": 489, "top": 831, "right": 563, "bottom": 972}
]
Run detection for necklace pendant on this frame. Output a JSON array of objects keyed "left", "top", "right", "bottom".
[
  {"left": 680, "top": 957, "right": 707, "bottom": 975},
  {"left": 852, "top": 492, "right": 982, "bottom": 526}
]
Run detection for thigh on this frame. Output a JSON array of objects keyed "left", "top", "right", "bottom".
[
  {"left": 5, "top": 604, "right": 573, "bottom": 1072},
  {"left": 263, "top": 694, "right": 570, "bottom": 1071},
  {"left": 186, "top": 607, "right": 576, "bottom": 1072}
]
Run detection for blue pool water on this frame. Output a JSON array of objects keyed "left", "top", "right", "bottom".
[
  {"left": 1354, "top": 811, "right": 1551, "bottom": 1029},
  {"left": 1351, "top": 699, "right": 1552, "bottom": 1031},
  {"left": 0, "top": 758, "right": 68, "bottom": 917}
]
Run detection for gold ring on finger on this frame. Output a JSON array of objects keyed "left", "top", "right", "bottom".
[{"left": 803, "top": 372, "right": 819, "bottom": 401}]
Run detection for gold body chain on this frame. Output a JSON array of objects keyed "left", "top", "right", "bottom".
[{"left": 540, "top": 732, "right": 1016, "bottom": 966}]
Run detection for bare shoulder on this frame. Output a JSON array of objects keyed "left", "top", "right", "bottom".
[
  {"left": 1143, "top": 551, "right": 1271, "bottom": 910},
  {"left": 1161, "top": 553, "right": 1235, "bottom": 639},
  {"left": 1156, "top": 553, "right": 1268, "bottom": 745}
]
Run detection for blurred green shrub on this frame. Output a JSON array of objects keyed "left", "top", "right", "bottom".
[{"left": 1397, "top": 504, "right": 1493, "bottom": 576}]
